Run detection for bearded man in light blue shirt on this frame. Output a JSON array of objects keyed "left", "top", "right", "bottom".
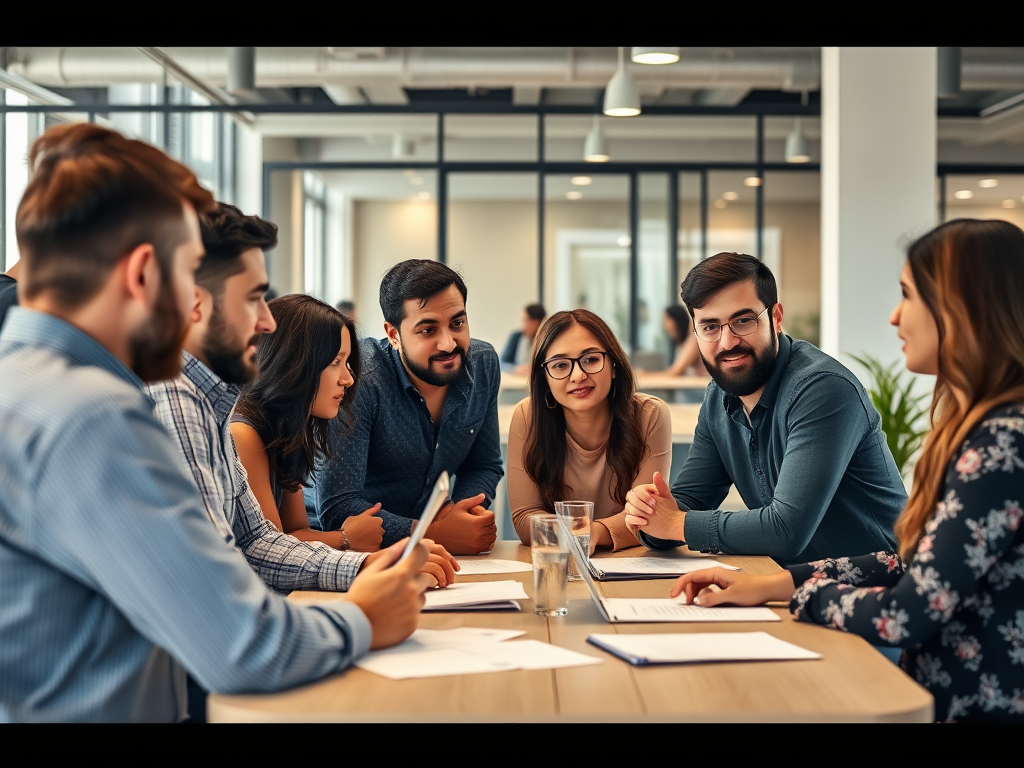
[{"left": 0, "top": 123, "right": 432, "bottom": 723}]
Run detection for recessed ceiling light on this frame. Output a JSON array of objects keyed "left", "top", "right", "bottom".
[
  {"left": 571, "top": 176, "right": 593, "bottom": 186},
  {"left": 566, "top": 191, "right": 583, "bottom": 200},
  {"left": 416, "top": 191, "right": 431, "bottom": 201},
  {"left": 743, "top": 176, "right": 762, "bottom": 187},
  {"left": 954, "top": 190, "right": 973, "bottom": 199},
  {"left": 403, "top": 169, "right": 417, "bottom": 177},
  {"left": 1002, "top": 199, "right": 1016, "bottom": 208},
  {"left": 722, "top": 191, "right": 739, "bottom": 201},
  {"left": 616, "top": 235, "right": 632, "bottom": 247},
  {"left": 714, "top": 200, "right": 728, "bottom": 209},
  {"left": 979, "top": 178, "right": 999, "bottom": 188},
  {"left": 631, "top": 47, "right": 681, "bottom": 65},
  {"left": 408, "top": 176, "right": 425, "bottom": 186}
]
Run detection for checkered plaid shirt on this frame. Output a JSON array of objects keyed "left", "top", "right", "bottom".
[{"left": 146, "top": 352, "right": 367, "bottom": 594}]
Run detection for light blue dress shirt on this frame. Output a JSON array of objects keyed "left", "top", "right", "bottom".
[{"left": 0, "top": 308, "right": 371, "bottom": 722}]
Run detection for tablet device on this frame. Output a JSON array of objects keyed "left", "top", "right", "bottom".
[{"left": 400, "top": 470, "right": 450, "bottom": 563}]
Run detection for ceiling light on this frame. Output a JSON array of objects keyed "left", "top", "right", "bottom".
[
  {"left": 408, "top": 176, "right": 425, "bottom": 186},
  {"left": 566, "top": 191, "right": 583, "bottom": 200},
  {"left": 785, "top": 119, "right": 810, "bottom": 163},
  {"left": 584, "top": 116, "right": 610, "bottom": 162},
  {"left": 616, "top": 235, "right": 632, "bottom": 247},
  {"left": 743, "top": 176, "right": 762, "bottom": 187},
  {"left": 979, "top": 178, "right": 999, "bottom": 188},
  {"left": 1003, "top": 199, "right": 1016, "bottom": 208},
  {"left": 722, "top": 191, "right": 738, "bottom": 201},
  {"left": 631, "top": 47, "right": 680, "bottom": 65},
  {"left": 603, "top": 47, "right": 641, "bottom": 117},
  {"left": 416, "top": 191, "right": 431, "bottom": 201},
  {"left": 954, "top": 190, "right": 973, "bottom": 199},
  {"left": 714, "top": 200, "right": 728, "bottom": 209},
  {"left": 392, "top": 135, "right": 415, "bottom": 159},
  {"left": 571, "top": 176, "right": 593, "bottom": 186},
  {"left": 403, "top": 169, "right": 417, "bottom": 177},
  {"left": 937, "top": 47, "right": 961, "bottom": 99},
  {"left": 227, "top": 47, "right": 256, "bottom": 95}
]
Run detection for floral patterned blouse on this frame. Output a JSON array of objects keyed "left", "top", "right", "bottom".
[{"left": 786, "top": 403, "right": 1024, "bottom": 722}]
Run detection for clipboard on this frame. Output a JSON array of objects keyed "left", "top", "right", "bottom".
[{"left": 400, "top": 471, "right": 450, "bottom": 563}]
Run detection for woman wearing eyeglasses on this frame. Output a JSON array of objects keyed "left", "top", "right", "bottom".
[
  {"left": 672, "top": 219, "right": 1024, "bottom": 722},
  {"left": 507, "top": 309, "right": 672, "bottom": 551}
]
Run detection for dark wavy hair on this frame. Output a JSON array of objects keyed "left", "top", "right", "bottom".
[
  {"left": 664, "top": 304, "right": 691, "bottom": 345},
  {"left": 523, "top": 309, "right": 650, "bottom": 509},
  {"left": 234, "top": 294, "right": 360, "bottom": 493}
]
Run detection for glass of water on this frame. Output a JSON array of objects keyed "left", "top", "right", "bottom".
[
  {"left": 554, "top": 501, "right": 594, "bottom": 582},
  {"left": 530, "top": 515, "right": 569, "bottom": 616}
]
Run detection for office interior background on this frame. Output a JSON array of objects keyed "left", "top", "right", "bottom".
[{"left": 2, "top": 46, "right": 1023, "bottom": 376}]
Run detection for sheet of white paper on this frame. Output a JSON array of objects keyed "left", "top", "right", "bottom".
[
  {"left": 588, "top": 631, "right": 821, "bottom": 663},
  {"left": 453, "top": 558, "right": 533, "bottom": 575},
  {"left": 408, "top": 627, "right": 526, "bottom": 647},
  {"left": 594, "top": 557, "right": 740, "bottom": 575},
  {"left": 602, "top": 598, "right": 780, "bottom": 623},
  {"left": 356, "top": 648, "right": 517, "bottom": 680},
  {"left": 422, "top": 580, "right": 529, "bottom": 609},
  {"left": 463, "top": 640, "right": 602, "bottom": 670}
]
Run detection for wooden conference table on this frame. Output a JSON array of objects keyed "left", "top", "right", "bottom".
[{"left": 207, "top": 542, "right": 934, "bottom": 723}]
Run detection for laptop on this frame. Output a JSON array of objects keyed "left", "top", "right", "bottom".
[{"left": 557, "top": 515, "right": 779, "bottom": 624}]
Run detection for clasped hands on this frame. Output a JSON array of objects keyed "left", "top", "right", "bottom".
[{"left": 624, "top": 471, "right": 687, "bottom": 542}]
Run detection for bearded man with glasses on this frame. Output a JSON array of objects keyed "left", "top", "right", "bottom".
[{"left": 625, "top": 251, "right": 906, "bottom": 565}]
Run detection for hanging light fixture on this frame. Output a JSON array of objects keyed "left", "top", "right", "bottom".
[
  {"left": 603, "top": 47, "right": 641, "bottom": 117},
  {"left": 785, "top": 91, "right": 811, "bottom": 164},
  {"left": 584, "top": 116, "right": 609, "bottom": 162},
  {"left": 227, "top": 47, "right": 255, "bottom": 95},
  {"left": 392, "top": 135, "right": 415, "bottom": 159},
  {"left": 631, "top": 47, "right": 680, "bottom": 65}
]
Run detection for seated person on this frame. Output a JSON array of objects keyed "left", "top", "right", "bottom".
[
  {"left": 336, "top": 299, "right": 357, "bottom": 322},
  {"left": 501, "top": 302, "right": 546, "bottom": 374},
  {"left": 0, "top": 260, "right": 19, "bottom": 331},
  {"left": 625, "top": 251, "right": 906, "bottom": 564},
  {"left": 638, "top": 304, "right": 708, "bottom": 377},
  {"left": 233, "top": 294, "right": 398, "bottom": 555},
  {"left": 313, "top": 259, "right": 502, "bottom": 555},
  {"left": 508, "top": 309, "right": 672, "bottom": 552},
  {"left": 0, "top": 123, "right": 432, "bottom": 722},
  {"left": 672, "top": 219, "right": 1024, "bottom": 723}
]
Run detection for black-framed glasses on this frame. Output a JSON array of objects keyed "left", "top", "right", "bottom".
[
  {"left": 694, "top": 305, "right": 772, "bottom": 342},
  {"left": 541, "top": 351, "right": 608, "bottom": 380}
]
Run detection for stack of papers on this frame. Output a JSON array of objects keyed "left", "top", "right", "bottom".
[
  {"left": 587, "top": 631, "right": 821, "bottom": 665},
  {"left": 452, "top": 558, "right": 533, "bottom": 575},
  {"left": 423, "top": 580, "right": 529, "bottom": 611},
  {"left": 587, "top": 557, "right": 739, "bottom": 580},
  {"left": 356, "top": 627, "right": 603, "bottom": 680},
  {"left": 599, "top": 598, "right": 780, "bottom": 623}
]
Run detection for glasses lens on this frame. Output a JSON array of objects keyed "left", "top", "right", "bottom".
[
  {"left": 730, "top": 316, "right": 759, "bottom": 335},
  {"left": 545, "top": 359, "right": 572, "bottom": 379},
  {"left": 696, "top": 324, "right": 720, "bottom": 341},
  {"left": 580, "top": 353, "right": 605, "bottom": 374}
]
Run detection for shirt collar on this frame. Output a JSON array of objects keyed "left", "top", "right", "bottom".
[
  {"left": 721, "top": 332, "right": 793, "bottom": 417},
  {"left": 180, "top": 350, "right": 238, "bottom": 427},
  {"left": 0, "top": 307, "right": 144, "bottom": 391}
]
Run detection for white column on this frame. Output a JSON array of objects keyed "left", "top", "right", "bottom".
[{"left": 820, "top": 47, "right": 938, "bottom": 380}]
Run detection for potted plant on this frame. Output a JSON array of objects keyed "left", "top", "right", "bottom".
[{"left": 850, "top": 353, "right": 930, "bottom": 481}]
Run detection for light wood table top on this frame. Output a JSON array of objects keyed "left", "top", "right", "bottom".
[
  {"left": 500, "top": 372, "right": 710, "bottom": 393},
  {"left": 499, "top": 402, "right": 700, "bottom": 444},
  {"left": 208, "top": 542, "right": 933, "bottom": 723}
]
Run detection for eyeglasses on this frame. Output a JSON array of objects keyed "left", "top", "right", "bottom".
[
  {"left": 693, "top": 305, "right": 772, "bottom": 342},
  {"left": 541, "top": 351, "right": 608, "bottom": 380}
]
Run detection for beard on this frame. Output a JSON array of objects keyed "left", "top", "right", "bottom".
[
  {"left": 202, "top": 303, "right": 260, "bottom": 385},
  {"left": 700, "top": 331, "right": 779, "bottom": 397},
  {"left": 128, "top": 275, "right": 190, "bottom": 383},
  {"left": 400, "top": 340, "right": 467, "bottom": 387}
]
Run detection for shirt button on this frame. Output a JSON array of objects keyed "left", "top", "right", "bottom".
[{"left": 469, "top": 428, "right": 474, "bottom": 434}]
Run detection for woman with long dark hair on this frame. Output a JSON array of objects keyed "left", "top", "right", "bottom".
[
  {"left": 638, "top": 305, "right": 708, "bottom": 378},
  {"left": 231, "top": 294, "right": 385, "bottom": 553},
  {"left": 507, "top": 309, "right": 672, "bottom": 551},
  {"left": 670, "top": 219, "right": 1024, "bottom": 722}
]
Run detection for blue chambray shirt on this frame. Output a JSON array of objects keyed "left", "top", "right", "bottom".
[
  {"left": 640, "top": 334, "right": 905, "bottom": 565},
  {"left": 0, "top": 308, "right": 371, "bottom": 722},
  {"left": 311, "top": 337, "right": 504, "bottom": 547},
  {"left": 145, "top": 352, "right": 368, "bottom": 594}
]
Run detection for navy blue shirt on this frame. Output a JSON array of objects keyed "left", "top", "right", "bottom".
[
  {"left": 641, "top": 334, "right": 905, "bottom": 564},
  {"left": 311, "top": 337, "right": 504, "bottom": 547}
]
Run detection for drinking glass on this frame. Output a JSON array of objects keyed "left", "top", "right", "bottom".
[
  {"left": 554, "top": 500, "right": 594, "bottom": 582},
  {"left": 530, "top": 514, "right": 569, "bottom": 616}
]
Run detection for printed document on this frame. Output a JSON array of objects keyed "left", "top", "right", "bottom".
[{"left": 587, "top": 631, "right": 821, "bottom": 665}]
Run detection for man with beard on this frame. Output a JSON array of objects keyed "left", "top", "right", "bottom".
[
  {"left": 0, "top": 124, "right": 433, "bottom": 722},
  {"left": 313, "top": 259, "right": 502, "bottom": 554},
  {"left": 624, "top": 252, "right": 905, "bottom": 565}
]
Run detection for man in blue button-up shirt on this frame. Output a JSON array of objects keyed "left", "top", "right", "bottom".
[
  {"left": 313, "top": 260, "right": 503, "bottom": 554},
  {"left": 626, "top": 252, "right": 905, "bottom": 565}
]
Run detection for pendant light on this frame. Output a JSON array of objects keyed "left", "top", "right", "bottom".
[
  {"left": 584, "top": 116, "right": 609, "bottom": 162},
  {"left": 631, "top": 47, "right": 680, "bottom": 65},
  {"left": 785, "top": 91, "right": 811, "bottom": 164},
  {"left": 603, "top": 47, "right": 641, "bottom": 117}
]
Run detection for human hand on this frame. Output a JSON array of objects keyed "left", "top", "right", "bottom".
[
  {"left": 589, "top": 520, "right": 612, "bottom": 555},
  {"left": 361, "top": 539, "right": 460, "bottom": 587},
  {"left": 345, "top": 539, "right": 433, "bottom": 650},
  {"left": 341, "top": 502, "right": 384, "bottom": 551},
  {"left": 426, "top": 493, "right": 497, "bottom": 555},
  {"left": 624, "top": 471, "right": 685, "bottom": 541},
  {"left": 670, "top": 568, "right": 796, "bottom": 607}
]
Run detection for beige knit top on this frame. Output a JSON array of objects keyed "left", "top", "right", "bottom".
[{"left": 507, "top": 393, "right": 673, "bottom": 551}]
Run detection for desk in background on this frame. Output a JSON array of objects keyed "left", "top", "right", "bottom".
[{"left": 207, "top": 541, "right": 933, "bottom": 723}]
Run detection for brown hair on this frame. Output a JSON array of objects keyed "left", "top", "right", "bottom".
[
  {"left": 197, "top": 202, "right": 278, "bottom": 298},
  {"left": 16, "top": 123, "right": 214, "bottom": 308},
  {"left": 523, "top": 309, "right": 649, "bottom": 509},
  {"left": 895, "top": 219, "right": 1024, "bottom": 559},
  {"left": 679, "top": 251, "right": 778, "bottom": 318}
]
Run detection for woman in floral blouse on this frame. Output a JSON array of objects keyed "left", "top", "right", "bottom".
[{"left": 673, "top": 218, "right": 1024, "bottom": 722}]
